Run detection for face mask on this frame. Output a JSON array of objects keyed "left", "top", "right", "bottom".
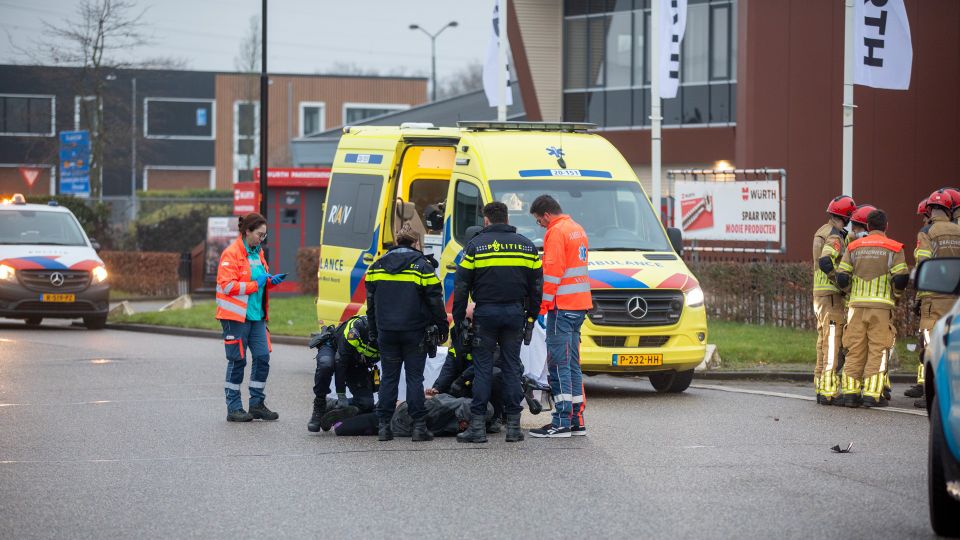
[{"left": 856, "top": 231, "right": 868, "bottom": 239}]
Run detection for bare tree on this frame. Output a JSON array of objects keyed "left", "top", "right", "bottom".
[
  {"left": 14, "top": 0, "right": 186, "bottom": 199},
  {"left": 234, "top": 15, "right": 261, "bottom": 179},
  {"left": 436, "top": 60, "right": 483, "bottom": 100}
]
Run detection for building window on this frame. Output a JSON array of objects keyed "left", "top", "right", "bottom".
[
  {"left": 144, "top": 98, "right": 215, "bottom": 139},
  {"left": 343, "top": 103, "right": 409, "bottom": 125},
  {"left": 0, "top": 94, "right": 54, "bottom": 136},
  {"left": 299, "top": 101, "right": 325, "bottom": 137},
  {"left": 74, "top": 96, "right": 100, "bottom": 134},
  {"left": 234, "top": 101, "right": 259, "bottom": 183},
  {"left": 562, "top": 0, "right": 736, "bottom": 128}
]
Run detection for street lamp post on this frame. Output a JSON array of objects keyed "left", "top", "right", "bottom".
[{"left": 409, "top": 21, "right": 458, "bottom": 102}]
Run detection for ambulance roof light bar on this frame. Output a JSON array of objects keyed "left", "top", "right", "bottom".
[{"left": 457, "top": 121, "right": 596, "bottom": 133}]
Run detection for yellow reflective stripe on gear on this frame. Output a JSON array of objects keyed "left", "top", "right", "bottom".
[
  {"left": 473, "top": 251, "right": 539, "bottom": 261},
  {"left": 366, "top": 269, "right": 439, "bottom": 286},
  {"left": 823, "top": 244, "right": 838, "bottom": 256},
  {"left": 837, "top": 261, "right": 853, "bottom": 272},
  {"left": 915, "top": 249, "right": 932, "bottom": 261},
  {"left": 890, "top": 262, "right": 908, "bottom": 274},
  {"left": 469, "top": 256, "right": 542, "bottom": 269},
  {"left": 459, "top": 258, "right": 475, "bottom": 270}
]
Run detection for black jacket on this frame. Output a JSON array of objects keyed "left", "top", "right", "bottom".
[
  {"left": 452, "top": 223, "right": 543, "bottom": 324},
  {"left": 366, "top": 246, "right": 446, "bottom": 335}
]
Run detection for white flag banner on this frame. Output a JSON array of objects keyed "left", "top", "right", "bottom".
[
  {"left": 483, "top": 0, "right": 513, "bottom": 107},
  {"left": 853, "top": 0, "right": 912, "bottom": 90},
  {"left": 657, "top": 0, "right": 687, "bottom": 99}
]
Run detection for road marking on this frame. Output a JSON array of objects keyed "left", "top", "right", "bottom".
[
  {"left": 0, "top": 396, "right": 219, "bottom": 407},
  {"left": 691, "top": 384, "right": 928, "bottom": 417}
]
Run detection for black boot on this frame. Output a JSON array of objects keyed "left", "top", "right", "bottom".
[
  {"left": 504, "top": 414, "right": 524, "bottom": 442},
  {"left": 486, "top": 417, "right": 503, "bottom": 434},
  {"left": 861, "top": 395, "right": 888, "bottom": 408},
  {"left": 457, "top": 415, "right": 488, "bottom": 443},
  {"left": 378, "top": 421, "right": 394, "bottom": 441},
  {"left": 307, "top": 397, "right": 326, "bottom": 432},
  {"left": 411, "top": 419, "right": 434, "bottom": 442},
  {"left": 249, "top": 402, "right": 279, "bottom": 421},
  {"left": 904, "top": 384, "right": 924, "bottom": 398},
  {"left": 843, "top": 394, "right": 861, "bottom": 408},
  {"left": 227, "top": 408, "right": 253, "bottom": 422},
  {"left": 914, "top": 398, "right": 927, "bottom": 409}
]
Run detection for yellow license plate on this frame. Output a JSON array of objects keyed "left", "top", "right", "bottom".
[
  {"left": 41, "top": 294, "right": 75, "bottom": 303},
  {"left": 613, "top": 354, "right": 663, "bottom": 366}
]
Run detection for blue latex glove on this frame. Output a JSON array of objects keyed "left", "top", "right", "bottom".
[
  {"left": 255, "top": 274, "right": 268, "bottom": 289},
  {"left": 269, "top": 273, "right": 287, "bottom": 286},
  {"left": 536, "top": 314, "right": 546, "bottom": 328}
]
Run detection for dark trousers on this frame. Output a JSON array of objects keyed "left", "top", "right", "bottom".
[
  {"left": 376, "top": 329, "right": 427, "bottom": 422},
  {"left": 312, "top": 343, "right": 375, "bottom": 412},
  {"left": 471, "top": 303, "right": 525, "bottom": 417}
]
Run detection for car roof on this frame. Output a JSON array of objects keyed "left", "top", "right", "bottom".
[{"left": 0, "top": 202, "right": 73, "bottom": 213}]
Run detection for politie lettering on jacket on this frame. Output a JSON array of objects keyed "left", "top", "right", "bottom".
[{"left": 474, "top": 240, "right": 537, "bottom": 254}]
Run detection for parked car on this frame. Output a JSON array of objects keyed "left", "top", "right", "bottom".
[
  {"left": 915, "top": 257, "right": 960, "bottom": 537},
  {"left": 0, "top": 194, "right": 110, "bottom": 329}
]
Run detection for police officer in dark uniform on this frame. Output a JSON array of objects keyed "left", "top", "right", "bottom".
[
  {"left": 366, "top": 224, "right": 448, "bottom": 442},
  {"left": 307, "top": 315, "right": 379, "bottom": 433},
  {"left": 453, "top": 201, "right": 542, "bottom": 443}
]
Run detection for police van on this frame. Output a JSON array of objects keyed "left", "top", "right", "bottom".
[
  {"left": 0, "top": 194, "right": 110, "bottom": 329},
  {"left": 316, "top": 122, "right": 707, "bottom": 392}
]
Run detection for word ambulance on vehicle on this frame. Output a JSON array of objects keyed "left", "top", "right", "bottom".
[{"left": 316, "top": 122, "right": 707, "bottom": 393}]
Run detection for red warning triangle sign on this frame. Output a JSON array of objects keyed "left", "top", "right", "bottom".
[{"left": 19, "top": 167, "right": 41, "bottom": 188}]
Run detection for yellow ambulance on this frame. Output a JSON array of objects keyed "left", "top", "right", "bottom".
[{"left": 317, "top": 122, "right": 707, "bottom": 392}]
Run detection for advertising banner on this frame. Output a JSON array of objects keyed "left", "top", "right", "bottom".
[
  {"left": 205, "top": 217, "right": 237, "bottom": 279},
  {"left": 674, "top": 180, "right": 780, "bottom": 242},
  {"left": 59, "top": 130, "right": 91, "bottom": 197}
]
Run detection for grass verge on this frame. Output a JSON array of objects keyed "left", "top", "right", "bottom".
[
  {"left": 710, "top": 320, "right": 919, "bottom": 372},
  {"left": 112, "top": 295, "right": 318, "bottom": 336}
]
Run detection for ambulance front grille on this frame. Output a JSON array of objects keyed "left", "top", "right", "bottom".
[
  {"left": 592, "top": 335, "right": 671, "bottom": 348},
  {"left": 588, "top": 290, "right": 684, "bottom": 327}
]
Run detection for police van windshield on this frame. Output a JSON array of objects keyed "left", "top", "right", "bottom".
[
  {"left": 489, "top": 180, "right": 672, "bottom": 252},
  {"left": 0, "top": 209, "right": 88, "bottom": 246}
]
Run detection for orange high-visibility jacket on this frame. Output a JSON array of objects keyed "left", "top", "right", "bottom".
[
  {"left": 541, "top": 214, "right": 592, "bottom": 313},
  {"left": 215, "top": 236, "right": 270, "bottom": 322}
]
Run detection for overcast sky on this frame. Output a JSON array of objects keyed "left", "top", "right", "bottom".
[{"left": 0, "top": 0, "right": 492, "bottom": 81}]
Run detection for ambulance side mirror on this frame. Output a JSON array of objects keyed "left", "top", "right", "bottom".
[{"left": 666, "top": 227, "right": 683, "bottom": 256}]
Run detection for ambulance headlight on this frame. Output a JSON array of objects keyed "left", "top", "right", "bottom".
[
  {"left": 0, "top": 264, "right": 14, "bottom": 281},
  {"left": 685, "top": 287, "right": 704, "bottom": 308},
  {"left": 92, "top": 265, "right": 108, "bottom": 283}
]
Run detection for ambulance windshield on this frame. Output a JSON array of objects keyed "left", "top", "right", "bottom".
[{"left": 489, "top": 180, "right": 672, "bottom": 252}]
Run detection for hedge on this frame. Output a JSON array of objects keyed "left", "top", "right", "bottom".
[
  {"left": 135, "top": 203, "right": 231, "bottom": 253},
  {"left": 100, "top": 251, "right": 181, "bottom": 297},
  {"left": 26, "top": 195, "right": 111, "bottom": 246},
  {"left": 687, "top": 261, "right": 919, "bottom": 337},
  {"left": 297, "top": 247, "right": 320, "bottom": 297}
]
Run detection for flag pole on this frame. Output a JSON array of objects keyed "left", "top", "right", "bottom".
[
  {"left": 842, "top": 0, "right": 855, "bottom": 197},
  {"left": 650, "top": 0, "right": 662, "bottom": 222},
  {"left": 498, "top": 0, "right": 508, "bottom": 121}
]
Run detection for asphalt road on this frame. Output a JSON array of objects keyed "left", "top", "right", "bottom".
[{"left": 0, "top": 321, "right": 935, "bottom": 539}]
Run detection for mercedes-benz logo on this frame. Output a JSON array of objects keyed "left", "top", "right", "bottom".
[
  {"left": 626, "top": 296, "right": 648, "bottom": 319},
  {"left": 49, "top": 272, "right": 65, "bottom": 287}
]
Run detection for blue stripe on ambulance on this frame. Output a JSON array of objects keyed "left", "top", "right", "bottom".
[
  {"left": 517, "top": 169, "right": 613, "bottom": 178},
  {"left": 588, "top": 269, "right": 649, "bottom": 289},
  {"left": 344, "top": 153, "right": 384, "bottom": 164}
]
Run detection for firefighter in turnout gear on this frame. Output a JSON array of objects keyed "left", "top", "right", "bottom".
[
  {"left": 307, "top": 315, "right": 379, "bottom": 433},
  {"left": 836, "top": 209, "right": 910, "bottom": 408},
  {"left": 905, "top": 189, "right": 960, "bottom": 408},
  {"left": 453, "top": 202, "right": 542, "bottom": 444},
  {"left": 812, "top": 195, "right": 856, "bottom": 405}
]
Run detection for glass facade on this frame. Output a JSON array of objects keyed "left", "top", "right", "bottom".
[{"left": 563, "top": 0, "right": 737, "bottom": 128}]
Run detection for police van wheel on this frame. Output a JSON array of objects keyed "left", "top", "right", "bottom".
[
  {"left": 929, "top": 395, "right": 960, "bottom": 537},
  {"left": 649, "top": 369, "right": 694, "bottom": 394},
  {"left": 83, "top": 315, "right": 107, "bottom": 330},
  {"left": 24, "top": 317, "right": 42, "bottom": 327}
]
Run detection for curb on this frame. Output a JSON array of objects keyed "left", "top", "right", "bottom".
[
  {"left": 106, "top": 323, "right": 311, "bottom": 346},
  {"left": 104, "top": 323, "right": 921, "bottom": 383}
]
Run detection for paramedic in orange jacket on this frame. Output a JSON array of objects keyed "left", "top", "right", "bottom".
[
  {"left": 528, "top": 195, "right": 592, "bottom": 438},
  {"left": 216, "top": 213, "right": 286, "bottom": 423}
]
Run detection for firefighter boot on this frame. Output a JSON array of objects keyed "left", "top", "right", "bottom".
[
  {"left": 411, "top": 419, "right": 434, "bottom": 442},
  {"left": 904, "top": 384, "right": 924, "bottom": 398},
  {"left": 457, "top": 414, "right": 488, "bottom": 444},
  {"left": 914, "top": 398, "right": 927, "bottom": 409},
  {"left": 504, "top": 414, "right": 524, "bottom": 443},
  {"left": 307, "top": 397, "right": 326, "bottom": 432},
  {"left": 486, "top": 417, "right": 503, "bottom": 434},
  {"left": 861, "top": 395, "right": 889, "bottom": 408},
  {"left": 378, "top": 420, "right": 394, "bottom": 441}
]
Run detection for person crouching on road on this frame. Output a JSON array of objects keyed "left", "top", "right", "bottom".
[
  {"left": 216, "top": 213, "right": 287, "bottom": 422},
  {"left": 835, "top": 209, "right": 909, "bottom": 408},
  {"left": 528, "top": 195, "right": 592, "bottom": 438},
  {"left": 307, "top": 315, "right": 379, "bottom": 433},
  {"left": 365, "top": 224, "right": 448, "bottom": 442}
]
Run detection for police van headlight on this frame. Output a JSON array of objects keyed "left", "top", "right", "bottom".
[
  {"left": 685, "top": 287, "right": 704, "bottom": 308},
  {"left": 0, "top": 264, "right": 14, "bottom": 281},
  {"left": 92, "top": 265, "right": 108, "bottom": 283}
]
